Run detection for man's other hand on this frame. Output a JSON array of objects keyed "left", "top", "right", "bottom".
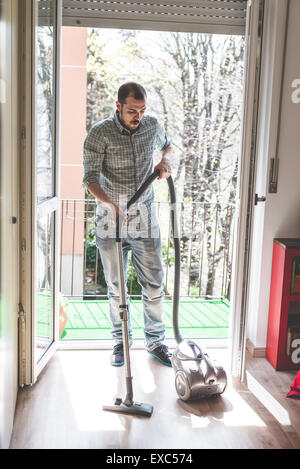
[{"left": 154, "top": 158, "right": 172, "bottom": 179}]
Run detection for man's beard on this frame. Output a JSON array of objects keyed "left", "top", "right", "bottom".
[{"left": 119, "top": 112, "right": 140, "bottom": 131}]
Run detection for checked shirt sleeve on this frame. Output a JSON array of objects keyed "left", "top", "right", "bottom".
[
  {"left": 82, "top": 126, "right": 106, "bottom": 190},
  {"left": 156, "top": 120, "right": 171, "bottom": 151}
]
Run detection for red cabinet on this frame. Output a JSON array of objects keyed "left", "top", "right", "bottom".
[{"left": 266, "top": 238, "right": 300, "bottom": 370}]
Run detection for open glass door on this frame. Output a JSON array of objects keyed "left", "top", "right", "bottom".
[
  {"left": 32, "top": 0, "right": 62, "bottom": 380},
  {"left": 229, "top": 0, "right": 265, "bottom": 379}
]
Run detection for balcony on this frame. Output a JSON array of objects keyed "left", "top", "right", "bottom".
[{"left": 58, "top": 198, "right": 236, "bottom": 341}]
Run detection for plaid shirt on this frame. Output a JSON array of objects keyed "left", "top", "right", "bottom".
[{"left": 83, "top": 111, "right": 171, "bottom": 238}]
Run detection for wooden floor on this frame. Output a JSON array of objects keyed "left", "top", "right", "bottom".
[{"left": 10, "top": 348, "right": 300, "bottom": 449}]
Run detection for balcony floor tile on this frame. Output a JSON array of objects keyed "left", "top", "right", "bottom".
[{"left": 60, "top": 299, "right": 230, "bottom": 340}]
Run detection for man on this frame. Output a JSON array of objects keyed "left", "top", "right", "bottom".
[{"left": 83, "top": 82, "right": 172, "bottom": 366}]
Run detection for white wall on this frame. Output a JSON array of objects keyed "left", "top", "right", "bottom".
[{"left": 247, "top": 0, "right": 300, "bottom": 348}]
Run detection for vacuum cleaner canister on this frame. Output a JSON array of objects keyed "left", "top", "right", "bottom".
[{"left": 171, "top": 340, "right": 227, "bottom": 401}]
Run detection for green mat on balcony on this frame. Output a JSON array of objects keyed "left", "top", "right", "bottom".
[{"left": 61, "top": 299, "right": 230, "bottom": 340}]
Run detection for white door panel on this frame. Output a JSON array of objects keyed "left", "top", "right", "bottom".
[{"left": 230, "top": 0, "right": 265, "bottom": 378}]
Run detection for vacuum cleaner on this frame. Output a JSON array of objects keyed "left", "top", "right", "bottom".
[
  {"left": 102, "top": 169, "right": 227, "bottom": 417},
  {"left": 166, "top": 172, "right": 227, "bottom": 401}
]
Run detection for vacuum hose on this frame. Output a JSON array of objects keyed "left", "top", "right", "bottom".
[
  {"left": 116, "top": 169, "right": 183, "bottom": 345},
  {"left": 166, "top": 176, "right": 183, "bottom": 344}
]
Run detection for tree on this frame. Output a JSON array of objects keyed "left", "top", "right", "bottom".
[
  {"left": 36, "top": 25, "right": 55, "bottom": 201},
  {"left": 85, "top": 28, "right": 245, "bottom": 299},
  {"left": 86, "top": 29, "right": 117, "bottom": 130},
  {"left": 160, "top": 33, "right": 244, "bottom": 296}
]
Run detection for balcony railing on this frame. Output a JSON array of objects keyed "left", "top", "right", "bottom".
[{"left": 59, "top": 198, "right": 237, "bottom": 302}]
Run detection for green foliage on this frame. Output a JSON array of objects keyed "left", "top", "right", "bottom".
[
  {"left": 85, "top": 231, "right": 142, "bottom": 296},
  {"left": 86, "top": 29, "right": 115, "bottom": 129},
  {"left": 126, "top": 257, "right": 142, "bottom": 297},
  {"left": 85, "top": 233, "right": 106, "bottom": 291},
  {"left": 162, "top": 240, "right": 175, "bottom": 267}
]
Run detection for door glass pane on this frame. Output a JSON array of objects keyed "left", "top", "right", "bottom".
[
  {"left": 36, "top": 0, "right": 56, "bottom": 203},
  {"left": 35, "top": 212, "right": 54, "bottom": 361}
]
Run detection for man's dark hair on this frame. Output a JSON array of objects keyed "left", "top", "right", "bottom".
[{"left": 118, "top": 82, "right": 147, "bottom": 104}]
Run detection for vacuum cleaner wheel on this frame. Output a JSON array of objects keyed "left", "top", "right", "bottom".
[{"left": 175, "top": 370, "right": 191, "bottom": 401}]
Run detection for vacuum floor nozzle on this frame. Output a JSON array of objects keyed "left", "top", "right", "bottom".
[{"left": 103, "top": 399, "right": 153, "bottom": 417}]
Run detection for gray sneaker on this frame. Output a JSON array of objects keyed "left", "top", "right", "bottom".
[
  {"left": 148, "top": 344, "right": 172, "bottom": 367},
  {"left": 111, "top": 343, "right": 124, "bottom": 366}
]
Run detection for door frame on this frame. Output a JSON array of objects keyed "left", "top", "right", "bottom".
[
  {"left": 243, "top": 0, "right": 290, "bottom": 360},
  {"left": 19, "top": 0, "right": 62, "bottom": 385},
  {"left": 57, "top": 3, "right": 266, "bottom": 372},
  {"left": 19, "top": 0, "right": 268, "bottom": 384},
  {"left": 0, "top": 0, "right": 20, "bottom": 448}
]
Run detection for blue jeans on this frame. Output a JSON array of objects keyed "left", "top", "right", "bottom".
[{"left": 96, "top": 235, "right": 166, "bottom": 351}]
